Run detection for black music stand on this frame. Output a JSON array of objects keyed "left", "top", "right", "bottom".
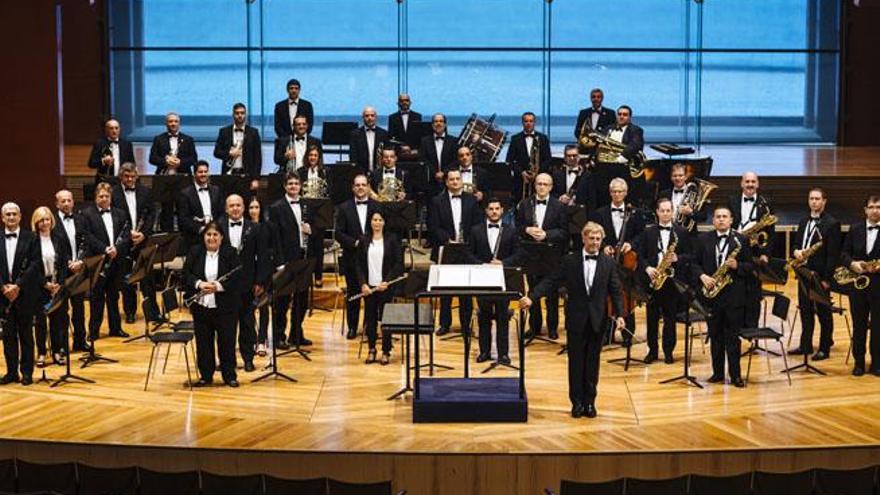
[
  {"left": 276, "top": 259, "right": 315, "bottom": 361},
  {"left": 382, "top": 201, "right": 422, "bottom": 262},
  {"left": 135, "top": 233, "right": 181, "bottom": 332},
  {"left": 398, "top": 161, "right": 429, "bottom": 195},
  {"left": 481, "top": 267, "right": 525, "bottom": 374},
  {"left": 327, "top": 162, "right": 359, "bottom": 205},
  {"left": 151, "top": 175, "right": 188, "bottom": 223},
  {"left": 121, "top": 244, "right": 159, "bottom": 343},
  {"left": 783, "top": 267, "right": 828, "bottom": 376},
  {"left": 211, "top": 175, "right": 250, "bottom": 200},
  {"left": 252, "top": 260, "right": 308, "bottom": 384},
  {"left": 567, "top": 204, "right": 588, "bottom": 251},
  {"left": 519, "top": 241, "right": 563, "bottom": 349},
  {"left": 264, "top": 174, "right": 286, "bottom": 204},
  {"left": 322, "top": 121, "right": 357, "bottom": 161},
  {"left": 383, "top": 298, "right": 434, "bottom": 400},
  {"left": 407, "top": 121, "right": 433, "bottom": 149},
  {"left": 660, "top": 279, "right": 708, "bottom": 388},
  {"left": 436, "top": 243, "right": 473, "bottom": 343},
  {"left": 479, "top": 162, "right": 514, "bottom": 207}
]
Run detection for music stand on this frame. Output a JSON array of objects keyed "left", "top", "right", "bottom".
[
  {"left": 481, "top": 267, "right": 525, "bottom": 374},
  {"left": 519, "top": 241, "right": 563, "bottom": 349},
  {"left": 398, "top": 161, "right": 429, "bottom": 195},
  {"left": 478, "top": 162, "right": 514, "bottom": 207},
  {"left": 382, "top": 201, "right": 423, "bottom": 262},
  {"left": 407, "top": 121, "right": 433, "bottom": 149},
  {"left": 151, "top": 175, "right": 188, "bottom": 225},
  {"left": 398, "top": 269, "right": 453, "bottom": 376},
  {"left": 72, "top": 252, "right": 118, "bottom": 367},
  {"left": 783, "top": 267, "right": 828, "bottom": 376},
  {"left": 436, "top": 242, "right": 473, "bottom": 342},
  {"left": 121, "top": 244, "right": 160, "bottom": 343},
  {"left": 137, "top": 232, "right": 180, "bottom": 330},
  {"left": 252, "top": 260, "right": 308, "bottom": 384},
  {"left": 660, "top": 279, "right": 708, "bottom": 388},
  {"left": 276, "top": 259, "right": 315, "bottom": 361},
  {"left": 302, "top": 198, "right": 334, "bottom": 232},
  {"left": 264, "top": 174, "right": 286, "bottom": 205},
  {"left": 211, "top": 175, "right": 250, "bottom": 200},
  {"left": 321, "top": 121, "right": 357, "bottom": 161},
  {"left": 327, "top": 162, "right": 359, "bottom": 205}
]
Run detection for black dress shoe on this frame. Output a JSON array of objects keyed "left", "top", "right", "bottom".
[
  {"left": 436, "top": 327, "right": 450, "bottom": 336},
  {"left": 476, "top": 353, "right": 490, "bottom": 363},
  {"left": 707, "top": 374, "right": 725, "bottom": 383},
  {"left": 298, "top": 337, "right": 313, "bottom": 346},
  {"left": 584, "top": 403, "right": 597, "bottom": 418},
  {"left": 644, "top": 352, "right": 658, "bottom": 364},
  {"left": 664, "top": 355, "right": 675, "bottom": 364},
  {"left": 571, "top": 402, "right": 585, "bottom": 418},
  {"left": 21, "top": 376, "right": 33, "bottom": 386},
  {"left": 788, "top": 348, "right": 807, "bottom": 356},
  {"left": 244, "top": 361, "right": 255, "bottom": 372},
  {"left": 853, "top": 366, "right": 866, "bottom": 377},
  {"left": 225, "top": 379, "right": 240, "bottom": 388},
  {"left": 72, "top": 344, "right": 88, "bottom": 353},
  {"left": 548, "top": 330, "right": 559, "bottom": 340},
  {"left": 125, "top": 314, "right": 136, "bottom": 324},
  {"left": 276, "top": 341, "right": 291, "bottom": 350},
  {"left": 812, "top": 350, "right": 829, "bottom": 361},
  {"left": 731, "top": 377, "right": 745, "bottom": 388},
  {"left": 0, "top": 374, "right": 19, "bottom": 385},
  {"left": 346, "top": 328, "right": 358, "bottom": 340},
  {"left": 194, "top": 378, "right": 213, "bottom": 387},
  {"left": 498, "top": 355, "right": 511, "bottom": 365},
  {"left": 109, "top": 329, "right": 130, "bottom": 338}
]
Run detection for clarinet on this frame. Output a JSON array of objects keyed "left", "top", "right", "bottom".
[
  {"left": 184, "top": 265, "right": 243, "bottom": 308},
  {"left": 99, "top": 219, "right": 130, "bottom": 280},
  {"left": 0, "top": 258, "right": 29, "bottom": 337}
]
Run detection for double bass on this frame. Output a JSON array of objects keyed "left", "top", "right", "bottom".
[{"left": 607, "top": 204, "right": 639, "bottom": 321}]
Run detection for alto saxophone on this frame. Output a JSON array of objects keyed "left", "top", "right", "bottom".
[
  {"left": 785, "top": 240, "right": 823, "bottom": 271},
  {"left": 651, "top": 235, "right": 677, "bottom": 291},
  {"left": 834, "top": 260, "right": 880, "bottom": 290},
  {"left": 703, "top": 241, "right": 741, "bottom": 299},
  {"left": 741, "top": 214, "right": 777, "bottom": 248}
]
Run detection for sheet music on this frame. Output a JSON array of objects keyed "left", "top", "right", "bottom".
[{"left": 428, "top": 264, "right": 505, "bottom": 291}]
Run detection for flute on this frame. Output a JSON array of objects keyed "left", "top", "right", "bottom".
[{"left": 348, "top": 274, "right": 408, "bottom": 302}]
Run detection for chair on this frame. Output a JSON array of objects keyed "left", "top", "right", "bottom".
[
  {"left": 545, "top": 478, "right": 623, "bottom": 495},
  {"left": 15, "top": 460, "right": 76, "bottom": 495},
  {"left": 328, "top": 478, "right": 406, "bottom": 495},
  {"left": 625, "top": 476, "right": 688, "bottom": 495},
  {"left": 264, "top": 475, "right": 327, "bottom": 495},
  {"left": 76, "top": 464, "right": 138, "bottom": 495},
  {"left": 689, "top": 473, "right": 752, "bottom": 495},
  {"left": 676, "top": 309, "right": 708, "bottom": 355},
  {"left": 143, "top": 330, "right": 195, "bottom": 391},
  {"left": 738, "top": 293, "right": 792, "bottom": 386},
  {"left": 815, "top": 466, "right": 877, "bottom": 495},
  {"left": 0, "top": 459, "right": 13, "bottom": 493},
  {"left": 137, "top": 468, "right": 200, "bottom": 495},
  {"left": 753, "top": 470, "right": 814, "bottom": 495},
  {"left": 201, "top": 471, "right": 263, "bottom": 495}
]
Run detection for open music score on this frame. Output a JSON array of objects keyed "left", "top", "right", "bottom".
[{"left": 427, "top": 264, "right": 506, "bottom": 291}]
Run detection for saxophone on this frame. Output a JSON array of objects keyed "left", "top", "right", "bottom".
[
  {"left": 651, "top": 234, "right": 677, "bottom": 291},
  {"left": 834, "top": 260, "right": 880, "bottom": 290},
  {"left": 703, "top": 240, "right": 741, "bottom": 299},
  {"left": 785, "top": 240, "right": 823, "bottom": 271},
  {"left": 741, "top": 214, "right": 778, "bottom": 248}
]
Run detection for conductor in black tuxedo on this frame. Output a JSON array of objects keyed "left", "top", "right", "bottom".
[
  {"left": 387, "top": 93, "right": 422, "bottom": 148},
  {"left": 593, "top": 105, "right": 645, "bottom": 207},
  {"left": 349, "top": 106, "right": 390, "bottom": 174},
  {"left": 82, "top": 183, "right": 131, "bottom": 340},
  {"left": 148, "top": 112, "right": 199, "bottom": 231},
  {"left": 788, "top": 188, "right": 841, "bottom": 361},
  {"left": 87, "top": 118, "right": 135, "bottom": 185},
  {"left": 334, "top": 174, "right": 379, "bottom": 339},
  {"left": 517, "top": 173, "right": 570, "bottom": 340},
  {"left": 214, "top": 102, "right": 262, "bottom": 191},
  {"left": 183, "top": 222, "right": 243, "bottom": 387},
  {"left": 506, "top": 112, "right": 552, "bottom": 201},
  {"left": 428, "top": 169, "right": 484, "bottom": 336},
  {"left": 0, "top": 202, "right": 41, "bottom": 386},
  {"left": 177, "top": 161, "right": 224, "bottom": 252},
  {"left": 273, "top": 78, "right": 315, "bottom": 138},
  {"left": 692, "top": 206, "right": 754, "bottom": 387},
  {"left": 274, "top": 115, "right": 324, "bottom": 176},
  {"left": 573, "top": 87, "right": 616, "bottom": 138},
  {"left": 53, "top": 189, "right": 89, "bottom": 352},
  {"left": 112, "top": 163, "right": 157, "bottom": 324},
  {"left": 418, "top": 113, "right": 458, "bottom": 194},
  {"left": 466, "top": 199, "right": 521, "bottom": 365},
  {"left": 840, "top": 195, "right": 880, "bottom": 377},
  {"left": 521, "top": 222, "right": 626, "bottom": 418}
]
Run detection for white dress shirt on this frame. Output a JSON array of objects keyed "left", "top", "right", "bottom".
[
  {"left": 657, "top": 223, "right": 673, "bottom": 264},
  {"left": 433, "top": 134, "right": 445, "bottom": 164},
  {"left": 40, "top": 235, "right": 56, "bottom": 278},
  {"left": 590, "top": 108, "right": 600, "bottom": 130},
  {"left": 228, "top": 218, "right": 243, "bottom": 250},
  {"left": 293, "top": 134, "right": 307, "bottom": 168},
  {"left": 739, "top": 194, "right": 758, "bottom": 231},
  {"left": 197, "top": 250, "right": 223, "bottom": 308},
  {"left": 671, "top": 186, "right": 686, "bottom": 215},
  {"left": 460, "top": 167, "right": 474, "bottom": 187},
  {"left": 287, "top": 194, "right": 305, "bottom": 248},
  {"left": 367, "top": 238, "right": 384, "bottom": 286},
  {"left": 486, "top": 221, "right": 501, "bottom": 257},
  {"left": 4, "top": 228, "right": 20, "bottom": 277},
  {"left": 610, "top": 203, "right": 625, "bottom": 239},
  {"left": 565, "top": 169, "right": 578, "bottom": 193},
  {"left": 867, "top": 221, "right": 879, "bottom": 254},
  {"left": 609, "top": 125, "right": 626, "bottom": 143},
  {"left": 306, "top": 165, "right": 319, "bottom": 180},
  {"left": 525, "top": 134, "right": 534, "bottom": 157},
  {"left": 355, "top": 200, "right": 368, "bottom": 235},
  {"left": 365, "top": 127, "right": 376, "bottom": 170},
  {"left": 535, "top": 196, "right": 548, "bottom": 228},
  {"left": 123, "top": 187, "right": 138, "bottom": 227},
  {"left": 449, "top": 192, "right": 462, "bottom": 240},
  {"left": 288, "top": 98, "right": 299, "bottom": 128},
  {"left": 583, "top": 249, "right": 598, "bottom": 295},
  {"left": 232, "top": 127, "right": 245, "bottom": 170},
  {"left": 109, "top": 141, "right": 120, "bottom": 176},
  {"left": 99, "top": 208, "right": 115, "bottom": 245},
  {"left": 715, "top": 230, "right": 732, "bottom": 268},
  {"left": 802, "top": 215, "right": 821, "bottom": 249},
  {"left": 195, "top": 183, "right": 213, "bottom": 221},
  {"left": 400, "top": 112, "right": 409, "bottom": 132},
  {"left": 59, "top": 210, "right": 77, "bottom": 259}
]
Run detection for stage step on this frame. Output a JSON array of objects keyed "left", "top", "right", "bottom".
[{"left": 413, "top": 377, "right": 528, "bottom": 423}]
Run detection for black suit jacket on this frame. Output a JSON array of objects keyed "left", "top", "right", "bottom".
[
  {"left": 267, "top": 197, "right": 311, "bottom": 264},
  {"left": 387, "top": 111, "right": 423, "bottom": 144},
  {"left": 369, "top": 167, "right": 407, "bottom": 193},
  {"left": 574, "top": 106, "right": 616, "bottom": 137},
  {"left": 355, "top": 234, "right": 404, "bottom": 288},
  {"left": 590, "top": 205, "right": 645, "bottom": 250},
  {"left": 349, "top": 126, "right": 390, "bottom": 173},
  {"left": 515, "top": 196, "right": 569, "bottom": 251},
  {"left": 81, "top": 205, "right": 131, "bottom": 263},
  {"left": 0, "top": 229, "right": 41, "bottom": 316},
  {"left": 418, "top": 134, "right": 458, "bottom": 174},
  {"left": 183, "top": 244, "right": 243, "bottom": 313},
  {"left": 148, "top": 132, "right": 198, "bottom": 175},
  {"left": 177, "top": 182, "right": 223, "bottom": 248},
  {"left": 273, "top": 98, "right": 315, "bottom": 137},
  {"left": 659, "top": 187, "right": 708, "bottom": 232},
  {"left": 792, "top": 212, "right": 841, "bottom": 281},
  {"left": 552, "top": 169, "right": 596, "bottom": 210},
  {"left": 427, "top": 191, "right": 484, "bottom": 262},
  {"left": 615, "top": 124, "right": 645, "bottom": 162},
  {"left": 334, "top": 198, "right": 380, "bottom": 266},
  {"left": 466, "top": 222, "right": 520, "bottom": 266},
  {"left": 37, "top": 232, "right": 70, "bottom": 285},
  {"left": 52, "top": 211, "right": 85, "bottom": 262},
  {"left": 217, "top": 216, "right": 270, "bottom": 288},
  {"left": 841, "top": 222, "right": 880, "bottom": 295},
  {"left": 637, "top": 224, "right": 693, "bottom": 288},
  {"left": 273, "top": 135, "right": 324, "bottom": 172},
  {"left": 111, "top": 183, "right": 155, "bottom": 237},
  {"left": 691, "top": 231, "right": 754, "bottom": 307},
  {"left": 87, "top": 137, "right": 136, "bottom": 182},
  {"left": 505, "top": 131, "right": 552, "bottom": 177},
  {"left": 213, "top": 125, "right": 263, "bottom": 179},
  {"left": 728, "top": 193, "right": 776, "bottom": 257},
  {"left": 447, "top": 163, "right": 490, "bottom": 198},
  {"left": 532, "top": 252, "right": 623, "bottom": 334}
]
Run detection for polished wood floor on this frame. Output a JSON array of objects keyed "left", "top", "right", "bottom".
[{"left": 1, "top": 276, "right": 879, "bottom": 457}]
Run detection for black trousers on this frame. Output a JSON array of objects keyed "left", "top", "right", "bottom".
[
  {"left": 526, "top": 274, "right": 558, "bottom": 334},
  {"left": 849, "top": 290, "right": 880, "bottom": 370},
  {"left": 797, "top": 284, "right": 834, "bottom": 354},
  {"left": 35, "top": 289, "right": 65, "bottom": 356},
  {"left": 2, "top": 308, "right": 35, "bottom": 379},
  {"left": 121, "top": 269, "right": 159, "bottom": 320},
  {"left": 708, "top": 302, "right": 744, "bottom": 379},
  {"left": 567, "top": 326, "right": 605, "bottom": 407},
  {"left": 236, "top": 290, "right": 257, "bottom": 364},
  {"left": 89, "top": 270, "right": 123, "bottom": 339},
  {"left": 744, "top": 276, "right": 762, "bottom": 329},
  {"left": 440, "top": 296, "right": 473, "bottom": 333},
  {"left": 256, "top": 304, "right": 270, "bottom": 344},
  {"left": 646, "top": 282, "right": 681, "bottom": 357},
  {"left": 477, "top": 297, "right": 510, "bottom": 357},
  {"left": 342, "top": 259, "right": 361, "bottom": 334},
  {"left": 272, "top": 290, "right": 308, "bottom": 344},
  {"left": 192, "top": 305, "right": 238, "bottom": 383},
  {"left": 363, "top": 291, "right": 392, "bottom": 353},
  {"left": 158, "top": 200, "right": 176, "bottom": 233}
]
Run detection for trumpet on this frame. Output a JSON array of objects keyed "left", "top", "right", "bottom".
[
  {"left": 741, "top": 214, "right": 778, "bottom": 248},
  {"left": 834, "top": 260, "right": 880, "bottom": 290},
  {"left": 285, "top": 137, "right": 297, "bottom": 174},
  {"left": 651, "top": 233, "right": 678, "bottom": 291},
  {"left": 184, "top": 265, "right": 242, "bottom": 308},
  {"left": 703, "top": 239, "right": 741, "bottom": 299},
  {"left": 675, "top": 178, "right": 717, "bottom": 231},
  {"left": 225, "top": 138, "right": 244, "bottom": 171},
  {"left": 523, "top": 134, "right": 541, "bottom": 198}
]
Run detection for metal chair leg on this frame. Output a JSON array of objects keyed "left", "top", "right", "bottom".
[
  {"left": 745, "top": 340, "right": 755, "bottom": 385},
  {"left": 779, "top": 338, "right": 792, "bottom": 386},
  {"left": 183, "top": 344, "right": 194, "bottom": 390},
  {"left": 144, "top": 344, "right": 158, "bottom": 391}
]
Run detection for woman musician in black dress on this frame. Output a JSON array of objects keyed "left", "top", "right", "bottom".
[
  {"left": 356, "top": 210, "right": 404, "bottom": 365},
  {"left": 31, "top": 207, "right": 69, "bottom": 367}
]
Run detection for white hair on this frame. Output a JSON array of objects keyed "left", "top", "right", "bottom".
[
  {"left": 1, "top": 202, "right": 20, "bottom": 214},
  {"left": 609, "top": 178, "right": 628, "bottom": 191}
]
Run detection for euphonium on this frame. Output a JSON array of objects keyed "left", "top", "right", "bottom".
[
  {"left": 302, "top": 176, "right": 328, "bottom": 199},
  {"left": 703, "top": 241, "right": 741, "bottom": 299},
  {"left": 591, "top": 132, "right": 648, "bottom": 178},
  {"left": 651, "top": 235, "right": 677, "bottom": 291},
  {"left": 577, "top": 118, "right": 597, "bottom": 154},
  {"left": 675, "top": 178, "right": 718, "bottom": 231},
  {"left": 742, "top": 214, "right": 778, "bottom": 248},
  {"left": 833, "top": 260, "right": 880, "bottom": 290}
]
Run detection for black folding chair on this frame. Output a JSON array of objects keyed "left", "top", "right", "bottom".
[{"left": 738, "top": 293, "right": 792, "bottom": 386}]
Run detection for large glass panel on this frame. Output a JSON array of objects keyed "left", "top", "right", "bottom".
[
  {"left": 407, "top": 0, "right": 544, "bottom": 48},
  {"left": 261, "top": 0, "right": 398, "bottom": 47},
  {"left": 109, "top": 0, "right": 249, "bottom": 48},
  {"left": 552, "top": 0, "right": 689, "bottom": 49}
]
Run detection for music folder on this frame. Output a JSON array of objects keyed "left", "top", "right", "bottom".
[{"left": 427, "top": 264, "right": 505, "bottom": 292}]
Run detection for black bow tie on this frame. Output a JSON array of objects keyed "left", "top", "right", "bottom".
[
  {"left": 488, "top": 224, "right": 500, "bottom": 229},
  {"left": 384, "top": 169, "right": 395, "bottom": 175},
  {"left": 168, "top": 133, "right": 178, "bottom": 138},
  {"left": 611, "top": 207, "right": 624, "bottom": 213},
  {"left": 659, "top": 226, "right": 672, "bottom": 231},
  {"left": 100, "top": 209, "right": 111, "bottom": 215},
  {"left": 62, "top": 214, "right": 73, "bottom": 221},
  {"left": 717, "top": 233, "right": 729, "bottom": 240},
  {"left": 289, "top": 200, "right": 300, "bottom": 205},
  {"left": 525, "top": 133, "right": 535, "bottom": 138},
  {"left": 568, "top": 170, "right": 578, "bottom": 175},
  {"left": 535, "top": 199, "right": 547, "bottom": 205},
  {"left": 365, "top": 127, "right": 375, "bottom": 132},
  {"left": 230, "top": 221, "right": 243, "bottom": 227},
  {"left": 584, "top": 254, "right": 598, "bottom": 261},
  {"left": 124, "top": 187, "right": 136, "bottom": 192},
  {"left": 743, "top": 197, "right": 755, "bottom": 202},
  {"left": 460, "top": 168, "right": 472, "bottom": 174},
  {"left": 234, "top": 128, "right": 244, "bottom": 133},
  {"left": 295, "top": 136, "right": 305, "bottom": 141},
  {"left": 868, "top": 225, "right": 879, "bottom": 231},
  {"left": 435, "top": 136, "right": 444, "bottom": 141},
  {"left": 451, "top": 194, "right": 461, "bottom": 199},
  {"left": 108, "top": 140, "right": 118, "bottom": 145},
  {"left": 673, "top": 189, "right": 684, "bottom": 194},
  {"left": 5, "top": 233, "right": 17, "bottom": 239},
  {"left": 198, "top": 187, "right": 208, "bottom": 192},
  {"left": 355, "top": 200, "right": 368, "bottom": 205}
]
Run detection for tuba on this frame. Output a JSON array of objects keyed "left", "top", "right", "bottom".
[
  {"left": 675, "top": 178, "right": 718, "bottom": 231},
  {"left": 591, "top": 132, "right": 648, "bottom": 178},
  {"left": 577, "top": 118, "right": 597, "bottom": 154}
]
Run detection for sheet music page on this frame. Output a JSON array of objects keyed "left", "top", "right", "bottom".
[
  {"left": 469, "top": 265, "right": 505, "bottom": 290},
  {"left": 437, "top": 266, "right": 471, "bottom": 287}
]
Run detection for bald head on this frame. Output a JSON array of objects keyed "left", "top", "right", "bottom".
[
  {"left": 104, "top": 119, "right": 121, "bottom": 140},
  {"left": 362, "top": 106, "right": 377, "bottom": 128},
  {"left": 55, "top": 189, "right": 74, "bottom": 214},
  {"left": 225, "top": 194, "right": 244, "bottom": 221},
  {"left": 741, "top": 171, "right": 759, "bottom": 197}
]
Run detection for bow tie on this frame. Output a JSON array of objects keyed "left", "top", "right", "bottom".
[
  {"left": 234, "top": 128, "right": 244, "bottom": 133},
  {"left": 100, "top": 209, "right": 111, "bottom": 215},
  {"left": 611, "top": 207, "right": 624, "bottom": 213},
  {"left": 717, "top": 233, "right": 729, "bottom": 240},
  {"left": 124, "top": 187, "right": 136, "bottom": 192},
  {"left": 810, "top": 215, "right": 821, "bottom": 220},
  {"left": 108, "top": 140, "right": 118, "bottom": 145},
  {"left": 535, "top": 199, "right": 547, "bottom": 205},
  {"left": 5, "top": 233, "right": 17, "bottom": 239},
  {"left": 659, "top": 226, "right": 672, "bottom": 231},
  {"left": 198, "top": 187, "right": 208, "bottom": 192},
  {"left": 584, "top": 254, "right": 598, "bottom": 261},
  {"left": 295, "top": 136, "right": 305, "bottom": 142},
  {"left": 450, "top": 194, "right": 461, "bottom": 199},
  {"left": 868, "top": 225, "right": 879, "bottom": 231},
  {"left": 568, "top": 170, "right": 578, "bottom": 175},
  {"left": 168, "top": 133, "right": 178, "bottom": 138},
  {"left": 355, "top": 200, "right": 368, "bottom": 205},
  {"left": 230, "top": 221, "right": 243, "bottom": 227},
  {"left": 460, "top": 168, "right": 472, "bottom": 174},
  {"left": 673, "top": 189, "right": 684, "bottom": 194},
  {"left": 289, "top": 200, "right": 300, "bottom": 205},
  {"left": 488, "top": 224, "right": 500, "bottom": 229},
  {"left": 62, "top": 214, "right": 73, "bottom": 221},
  {"left": 524, "top": 133, "right": 535, "bottom": 138},
  {"left": 365, "top": 127, "right": 375, "bottom": 132},
  {"left": 435, "top": 136, "right": 444, "bottom": 141},
  {"left": 384, "top": 169, "right": 396, "bottom": 175},
  {"left": 743, "top": 197, "right": 755, "bottom": 202}
]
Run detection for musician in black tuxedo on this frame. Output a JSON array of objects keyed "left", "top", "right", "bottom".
[
  {"left": 177, "top": 161, "right": 224, "bottom": 251},
  {"left": 87, "top": 118, "right": 135, "bottom": 185},
  {"left": 449, "top": 146, "right": 490, "bottom": 205},
  {"left": 727, "top": 171, "right": 775, "bottom": 330},
  {"left": 213, "top": 102, "right": 262, "bottom": 190},
  {"left": 53, "top": 190, "right": 88, "bottom": 352},
  {"left": 658, "top": 163, "right": 708, "bottom": 236},
  {"left": 82, "top": 183, "right": 131, "bottom": 340},
  {"left": 387, "top": 93, "right": 422, "bottom": 147},
  {"left": 335, "top": 174, "right": 380, "bottom": 339},
  {"left": 356, "top": 210, "right": 404, "bottom": 365},
  {"left": 592, "top": 105, "right": 645, "bottom": 207},
  {"left": 148, "top": 112, "right": 199, "bottom": 231},
  {"left": 506, "top": 112, "right": 552, "bottom": 201},
  {"left": 840, "top": 195, "right": 880, "bottom": 377},
  {"left": 692, "top": 206, "right": 754, "bottom": 387},
  {"left": 268, "top": 174, "right": 313, "bottom": 348},
  {"left": 428, "top": 169, "right": 484, "bottom": 335},
  {"left": 296, "top": 144, "right": 329, "bottom": 285},
  {"left": 274, "top": 115, "right": 324, "bottom": 175},
  {"left": 788, "top": 188, "right": 841, "bottom": 361},
  {"left": 31, "top": 207, "right": 69, "bottom": 366},
  {"left": 369, "top": 148, "right": 408, "bottom": 198},
  {"left": 516, "top": 173, "right": 569, "bottom": 340},
  {"left": 553, "top": 144, "right": 596, "bottom": 210},
  {"left": 218, "top": 194, "right": 270, "bottom": 373},
  {"left": 273, "top": 78, "right": 315, "bottom": 138},
  {"left": 112, "top": 163, "right": 157, "bottom": 324},
  {"left": 183, "top": 222, "right": 243, "bottom": 387},
  {"left": 521, "top": 222, "right": 626, "bottom": 418},
  {"left": 466, "top": 199, "right": 521, "bottom": 364},
  {"left": 639, "top": 198, "right": 692, "bottom": 363},
  {"left": 573, "top": 88, "right": 616, "bottom": 138},
  {"left": 0, "top": 203, "right": 41, "bottom": 385},
  {"left": 418, "top": 113, "right": 458, "bottom": 192},
  {"left": 349, "top": 106, "right": 390, "bottom": 174}
]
